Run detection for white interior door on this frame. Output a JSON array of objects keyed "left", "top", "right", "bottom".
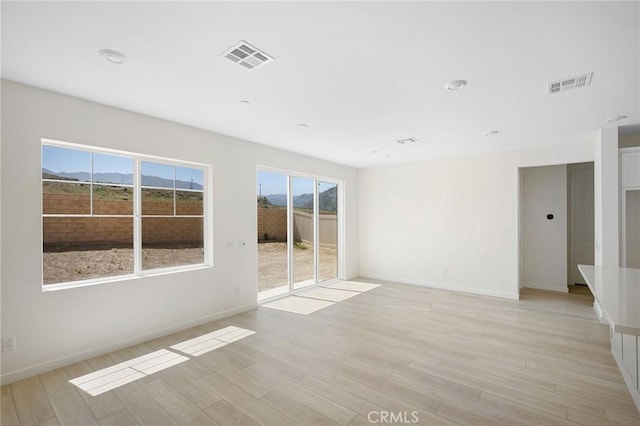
[{"left": 568, "top": 163, "right": 595, "bottom": 285}]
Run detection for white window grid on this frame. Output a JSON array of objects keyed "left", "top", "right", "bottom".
[{"left": 41, "top": 140, "right": 209, "bottom": 289}]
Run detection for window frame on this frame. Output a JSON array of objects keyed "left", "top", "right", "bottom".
[{"left": 41, "top": 138, "right": 212, "bottom": 291}]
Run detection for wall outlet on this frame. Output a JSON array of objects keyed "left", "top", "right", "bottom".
[{"left": 2, "top": 337, "right": 16, "bottom": 352}]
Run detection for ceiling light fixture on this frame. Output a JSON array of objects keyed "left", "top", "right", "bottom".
[
  {"left": 606, "top": 115, "right": 627, "bottom": 123},
  {"left": 296, "top": 123, "right": 309, "bottom": 129},
  {"left": 484, "top": 130, "right": 499, "bottom": 136},
  {"left": 240, "top": 100, "right": 250, "bottom": 104},
  {"left": 445, "top": 80, "right": 467, "bottom": 91},
  {"left": 98, "top": 49, "right": 127, "bottom": 64}
]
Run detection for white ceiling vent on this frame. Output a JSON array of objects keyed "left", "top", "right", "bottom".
[
  {"left": 222, "top": 40, "right": 273, "bottom": 70},
  {"left": 548, "top": 72, "right": 593, "bottom": 94},
  {"left": 397, "top": 137, "right": 419, "bottom": 145}
]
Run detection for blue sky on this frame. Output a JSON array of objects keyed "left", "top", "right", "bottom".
[
  {"left": 257, "top": 171, "right": 336, "bottom": 196},
  {"left": 42, "top": 145, "right": 203, "bottom": 184}
]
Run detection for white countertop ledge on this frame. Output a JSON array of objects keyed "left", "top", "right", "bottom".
[{"left": 579, "top": 264, "right": 640, "bottom": 336}]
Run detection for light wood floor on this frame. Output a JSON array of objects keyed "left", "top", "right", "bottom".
[{"left": 3, "top": 282, "right": 640, "bottom": 425}]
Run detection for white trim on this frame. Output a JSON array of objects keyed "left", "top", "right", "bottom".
[
  {"left": 42, "top": 264, "right": 212, "bottom": 292},
  {"left": 359, "top": 274, "right": 520, "bottom": 300},
  {"left": 0, "top": 303, "right": 257, "bottom": 386},
  {"left": 42, "top": 138, "right": 208, "bottom": 168}
]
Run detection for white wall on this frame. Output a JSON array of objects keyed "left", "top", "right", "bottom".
[
  {"left": 521, "top": 165, "right": 567, "bottom": 292},
  {"left": 0, "top": 80, "right": 359, "bottom": 383},
  {"left": 358, "top": 141, "right": 594, "bottom": 299},
  {"left": 595, "top": 128, "right": 619, "bottom": 267}
]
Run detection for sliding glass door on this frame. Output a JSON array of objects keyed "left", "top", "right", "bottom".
[
  {"left": 257, "top": 170, "right": 340, "bottom": 300},
  {"left": 318, "top": 181, "right": 338, "bottom": 283},
  {"left": 256, "top": 171, "right": 289, "bottom": 299},
  {"left": 292, "top": 177, "right": 315, "bottom": 290}
]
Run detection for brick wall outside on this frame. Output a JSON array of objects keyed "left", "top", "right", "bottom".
[
  {"left": 258, "top": 207, "right": 287, "bottom": 241},
  {"left": 43, "top": 194, "right": 203, "bottom": 249}
]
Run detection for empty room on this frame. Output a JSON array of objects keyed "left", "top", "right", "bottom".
[{"left": 2, "top": 1, "right": 640, "bottom": 425}]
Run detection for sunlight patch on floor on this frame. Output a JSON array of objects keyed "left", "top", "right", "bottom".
[
  {"left": 262, "top": 296, "right": 335, "bottom": 315},
  {"left": 70, "top": 326, "right": 256, "bottom": 396},
  {"left": 261, "top": 280, "right": 381, "bottom": 315},
  {"left": 69, "top": 349, "right": 188, "bottom": 396},
  {"left": 170, "top": 326, "right": 255, "bottom": 356},
  {"left": 325, "top": 280, "right": 381, "bottom": 292}
]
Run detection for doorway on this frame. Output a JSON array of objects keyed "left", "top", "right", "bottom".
[
  {"left": 518, "top": 162, "right": 594, "bottom": 294},
  {"left": 257, "top": 169, "right": 340, "bottom": 301}
]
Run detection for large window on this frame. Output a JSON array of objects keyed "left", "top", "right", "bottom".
[{"left": 42, "top": 140, "right": 208, "bottom": 288}]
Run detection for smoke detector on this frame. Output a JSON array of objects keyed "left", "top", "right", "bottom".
[
  {"left": 397, "top": 137, "right": 419, "bottom": 145},
  {"left": 548, "top": 72, "right": 593, "bottom": 94},
  {"left": 222, "top": 40, "right": 274, "bottom": 70}
]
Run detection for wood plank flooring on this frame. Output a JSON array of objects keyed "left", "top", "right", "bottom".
[{"left": 3, "top": 282, "right": 640, "bottom": 425}]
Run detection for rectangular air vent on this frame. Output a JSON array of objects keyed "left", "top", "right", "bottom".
[
  {"left": 222, "top": 40, "right": 274, "bottom": 70},
  {"left": 548, "top": 72, "right": 593, "bottom": 94},
  {"left": 397, "top": 137, "right": 419, "bottom": 145}
]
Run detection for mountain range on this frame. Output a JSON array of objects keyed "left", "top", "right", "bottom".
[
  {"left": 42, "top": 169, "right": 203, "bottom": 190},
  {"left": 265, "top": 185, "right": 337, "bottom": 212}
]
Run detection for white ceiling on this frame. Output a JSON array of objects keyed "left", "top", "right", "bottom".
[{"left": 2, "top": 1, "right": 638, "bottom": 168}]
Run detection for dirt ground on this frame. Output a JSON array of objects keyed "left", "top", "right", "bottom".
[
  {"left": 258, "top": 241, "right": 337, "bottom": 291},
  {"left": 43, "top": 242, "right": 336, "bottom": 288},
  {"left": 43, "top": 247, "right": 204, "bottom": 285}
]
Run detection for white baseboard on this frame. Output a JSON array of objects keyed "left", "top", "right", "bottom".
[
  {"left": 358, "top": 274, "right": 520, "bottom": 300},
  {"left": 0, "top": 303, "right": 257, "bottom": 385}
]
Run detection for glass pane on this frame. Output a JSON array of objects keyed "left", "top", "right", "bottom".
[
  {"left": 93, "top": 153, "right": 134, "bottom": 184},
  {"left": 142, "top": 217, "right": 204, "bottom": 270},
  {"left": 142, "top": 188, "right": 174, "bottom": 215},
  {"left": 175, "top": 167, "right": 204, "bottom": 190},
  {"left": 141, "top": 161, "right": 174, "bottom": 188},
  {"left": 93, "top": 185, "right": 133, "bottom": 215},
  {"left": 176, "top": 191, "right": 203, "bottom": 215},
  {"left": 43, "top": 217, "right": 133, "bottom": 284},
  {"left": 257, "top": 171, "right": 289, "bottom": 298},
  {"left": 318, "top": 182, "right": 338, "bottom": 282},
  {"left": 42, "top": 182, "right": 90, "bottom": 214},
  {"left": 42, "top": 145, "right": 90, "bottom": 182},
  {"left": 292, "top": 176, "right": 315, "bottom": 289}
]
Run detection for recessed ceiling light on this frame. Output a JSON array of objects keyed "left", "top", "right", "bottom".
[
  {"left": 606, "top": 115, "right": 627, "bottom": 123},
  {"left": 385, "top": 154, "right": 392, "bottom": 157},
  {"left": 296, "top": 123, "right": 310, "bottom": 129},
  {"left": 240, "top": 100, "right": 250, "bottom": 104},
  {"left": 484, "top": 130, "right": 499, "bottom": 136},
  {"left": 445, "top": 80, "right": 467, "bottom": 91},
  {"left": 98, "top": 49, "right": 127, "bottom": 64},
  {"left": 370, "top": 150, "right": 379, "bottom": 155}
]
